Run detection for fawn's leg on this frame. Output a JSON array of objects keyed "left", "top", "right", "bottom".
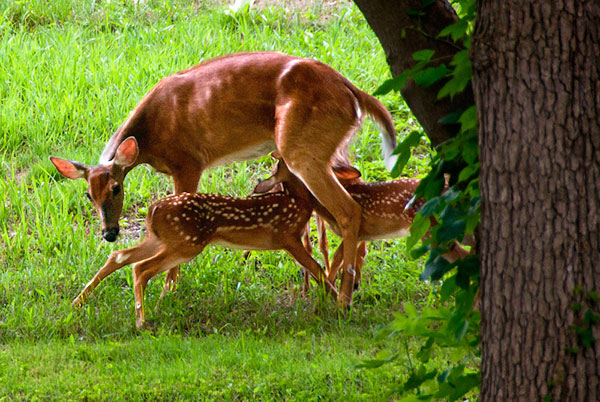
[
  {"left": 301, "top": 221, "right": 313, "bottom": 294},
  {"left": 284, "top": 240, "right": 338, "bottom": 299},
  {"left": 134, "top": 246, "right": 203, "bottom": 328},
  {"left": 160, "top": 169, "right": 202, "bottom": 299},
  {"left": 73, "top": 238, "right": 160, "bottom": 307}
]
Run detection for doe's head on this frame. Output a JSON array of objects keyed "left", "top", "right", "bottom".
[{"left": 49, "top": 137, "right": 139, "bottom": 242}]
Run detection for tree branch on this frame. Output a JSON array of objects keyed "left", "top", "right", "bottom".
[{"left": 353, "top": 0, "right": 475, "bottom": 147}]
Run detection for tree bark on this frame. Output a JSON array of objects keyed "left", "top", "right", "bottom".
[
  {"left": 353, "top": 0, "right": 475, "bottom": 147},
  {"left": 472, "top": 0, "right": 600, "bottom": 399}
]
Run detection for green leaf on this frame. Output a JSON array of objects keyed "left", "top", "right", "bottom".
[
  {"left": 458, "top": 163, "right": 479, "bottom": 183},
  {"left": 441, "top": 187, "right": 461, "bottom": 204},
  {"left": 403, "top": 302, "right": 418, "bottom": 318},
  {"left": 410, "top": 244, "right": 431, "bottom": 259},
  {"left": 435, "top": 207, "right": 467, "bottom": 243},
  {"left": 456, "top": 255, "right": 480, "bottom": 279},
  {"left": 455, "top": 269, "right": 470, "bottom": 290},
  {"left": 356, "top": 352, "right": 399, "bottom": 369},
  {"left": 412, "top": 49, "right": 435, "bottom": 62},
  {"left": 453, "top": 319, "right": 469, "bottom": 342},
  {"left": 407, "top": 213, "right": 431, "bottom": 250},
  {"left": 438, "top": 19, "right": 469, "bottom": 42},
  {"left": 437, "top": 369, "right": 450, "bottom": 383},
  {"left": 460, "top": 140, "right": 478, "bottom": 166},
  {"left": 586, "top": 290, "right": 600, "bottom": 303},
  {"left": 421, "top": 253, "right": 453, "bottom": 281},
  {"left": 416, "top": 172, "right": 446, "bottom": 200},
  {"left": 440, "top": 275, "right": 457, "bottom": 302},
  {"left": 437, "top": 50, "right": 472, "bottom": 99},
  {"left": 416, "top": 338, "right": 435, "bottom": 363},
  {"left": 438, "top": 110, "right": 462, "bottom": 125},
  {"left": 419, "top": 197, "right": 440, "bottom": 217},
  {"left": 458, "top": 105, "right": 477, "bottom": 133},
  {"left": 435, "top": 372, "right": 480, "bottom": 401},
  {"left": 406, "top": 9, "right": 425, "bottom": 16},
  {"left": 437, "top": 219, "right": 466, "bottom": 243},
  {"left": 413, "top": 65, "right": 451, "bottom": 88},
  {"left": 578, "top": 327, "right": 595, "bottom": 348},
  {"left": 373, "top": 72, "right": 408, "bottom": 96},
  {"left": 584, "top": 309, "right": 600, "bottom": 325},
  {"left": 402, "top": 367, "right": 438, "bottom": 392},
  {"left": 391, "top": 130, "right": 423, "bottom": 177}
]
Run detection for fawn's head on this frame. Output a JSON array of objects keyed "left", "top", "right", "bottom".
[
  {"left": 253, "top": 153, "right": 295, "bottom": 194},
  {"left": 253, "top": 152, "right": 361, "bottom": 195},
  {"left": 49, "top": 137, "right": 139, "bottom": 242}
]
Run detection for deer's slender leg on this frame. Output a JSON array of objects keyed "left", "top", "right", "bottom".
[
  {"left": 283, "top": 240, "right": 338, "bottom": 298},
  {"left": 73, "top": 238, "right": 161, "bottom": 307},
  {"left": 159, "top": 168, "right": 202, "bottom": 299},
  {"left": 133, "top": 247, "right": 201, "bottom": 328}
]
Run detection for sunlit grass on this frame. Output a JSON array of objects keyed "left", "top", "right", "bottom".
[{"left": 0, "top": 0, "right": 436, "bottom": 398}]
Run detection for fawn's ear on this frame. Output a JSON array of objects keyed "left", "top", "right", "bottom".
[
  {"left": 332, "top": 165, "right": 361, "bottom": 180},
  {"left": 253, "top": 176, "right": 280, "bottom": 194},
  {"left": 113, "top": 136, "right": 139, "bottom": 167},
  {"left": 49, "top": 156, "right": 88, "bottom": 180}
]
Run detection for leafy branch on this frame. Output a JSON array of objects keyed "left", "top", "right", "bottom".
[{"left": 360, "top": 0, "right": 480, "bottom": 400}]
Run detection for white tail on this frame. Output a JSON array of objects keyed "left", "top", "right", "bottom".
[
  {"left": 72, "top": 157, "right": 336, "bottom": 328},
  {"left": 50, "top": 52, "right": 397, "bottom": 306}
]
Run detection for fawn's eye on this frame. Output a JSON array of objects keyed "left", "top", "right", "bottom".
[
  {"left": 112, "top": 185, "right": 121, "bottom": 196},
  {"left": 85, "top": 192, "right": 92, "bottom": 201}
]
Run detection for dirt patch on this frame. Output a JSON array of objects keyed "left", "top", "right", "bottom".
[{"left": 252, "top": 0, "right": 351, "bottom": 9}]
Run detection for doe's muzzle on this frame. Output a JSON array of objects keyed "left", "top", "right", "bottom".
[{"left": 102, "top": 227, "right": 120, "bottom": 242}]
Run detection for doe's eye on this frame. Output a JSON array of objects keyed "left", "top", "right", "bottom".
[{"left": 112, "top": 185, "right": 121, "bottom": 196}]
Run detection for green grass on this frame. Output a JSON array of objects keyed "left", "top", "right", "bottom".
[
  {"left": 0, "top": 0, "right": 438, "bottom": 399},
  {"left": 2, "top": 333, "right": 417, "bottom": 400}
]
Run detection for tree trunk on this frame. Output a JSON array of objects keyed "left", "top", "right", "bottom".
[
  {"left": 353, "top": 0, "right": 474, "bottom": 147},
  {"left": 472, "top": 0, "right": 600, "bottom": 399}
]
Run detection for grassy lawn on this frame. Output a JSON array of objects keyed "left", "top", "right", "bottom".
[{"left": 0, "top": 0, "right": 439, "bottom": 399}]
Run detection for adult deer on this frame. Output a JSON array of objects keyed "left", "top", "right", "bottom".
[
  {"left": 50, "top": 52, "right": 397, "bottom": 305},
  {"left": 72, "top": 157, "right": 337, "bottom": 328},
  {"left": 257, "top": 156, "right": 469, "bottom": 294}
]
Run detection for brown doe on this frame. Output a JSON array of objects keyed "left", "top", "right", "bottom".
[
  {"left": 72, "top": 157, "right": 336, "bottom": 328},
  {"left": 50, "top": 52, "right": 397, "bottom": 305}
]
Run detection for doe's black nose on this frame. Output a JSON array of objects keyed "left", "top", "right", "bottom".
[{"left": 102, "top": 227, "right": 119, "bottom": 242}]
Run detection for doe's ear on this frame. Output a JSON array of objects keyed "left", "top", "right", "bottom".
[
  {"left": 332, "top": 165, "right": 361, "bottom": 180},
  {"left": 114, "top": 136, "right": 139, "bottom": 167},
  {"left": 49, "top": 156, "right": 88, "bottom": 180}
]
